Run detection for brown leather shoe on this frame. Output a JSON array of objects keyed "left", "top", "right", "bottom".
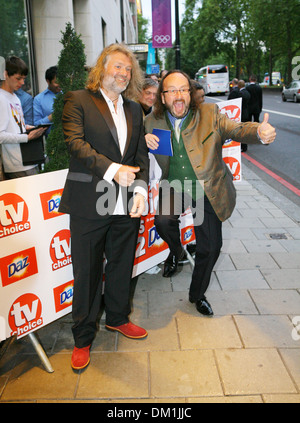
[
  {"left": 71, "top": 345, "right": 91, "bottom": 370},
  {"left": 105, "top": 322, "right": 148, "bottom": 339}
]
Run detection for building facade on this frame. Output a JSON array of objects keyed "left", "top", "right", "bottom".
[{"left": 0, "top": 0, "right": 139, "bottom": 93}]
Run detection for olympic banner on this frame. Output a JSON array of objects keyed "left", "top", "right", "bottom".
[
  {"left": 219, "top": 98, "right": 243, "bottom": 182},
  {"left": 152, "top": 0, "right": 173, "bottom": 48},
  {"left": 0, "top": 166, "right": 194, "bottom": 342}
]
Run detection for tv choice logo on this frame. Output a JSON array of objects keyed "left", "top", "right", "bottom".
[
  {"left": 0, "top": 193, "right": 30, "bottom": 238},
  {"left": 40, "top": 189, "right": 64, "bottom": 220},
  {"left": 223, "top": 156, "right": 241, "bottom": 181},
  {"left": 53, "top": 280, "right": 74, "bottom": 312},
  {"left": 220, "top": 104, "right": 241, "bottom": 122},
  {"left": 9, "top": 293, "right": 43, "bottom": 338},
  {"left": 0, "top": 247, "right": 38, "bottom": 287},
  {"left": 50, "top": 229, "right": 72, "bottom": 271}
]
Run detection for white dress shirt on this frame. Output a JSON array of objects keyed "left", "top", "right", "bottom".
[{"left": 101, "top": 89, "right": 147, "bottom": 214}]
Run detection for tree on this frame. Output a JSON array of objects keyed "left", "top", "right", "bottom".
[
  {"left": 251, "top": 0, "right": 300, "bottom": 84},
  {"left": 0, "top": 0, "right": 28, "bottom": 60},
  {"left": 44, "top": 22, "right": 87, "bottom": 172}
]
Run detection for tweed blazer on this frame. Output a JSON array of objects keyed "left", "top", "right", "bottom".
[{"left": 144, "top": 103, "right": 260, "bottom": 222}]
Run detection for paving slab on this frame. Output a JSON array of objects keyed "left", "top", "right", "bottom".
[
  {"left": 176, "top": 315, "right": 242, "bottom": 349},
  {"left": 215, "top": 349, "right": 297, "bottom": 396},
  {"left": 150, "top": 350, "right": 223, "bottom": 398},
  {"left": 234, "top": 315, "right": 299, "bottom": 348},
  {"left": 230, "top": 253, "right": 280, "bottom": 270},
  {"left": 249, "top": 289, "right": 300, "bottom": 315},
  {"left": 216, "top": 269, "right": 270, "bottom": 290},
  {"left": 76, "top": 352, "right": 149, "bottom": 399}
]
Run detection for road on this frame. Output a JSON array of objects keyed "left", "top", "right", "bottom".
[{"left": 206, "top": 90, "right": 300, "bottom": 210}]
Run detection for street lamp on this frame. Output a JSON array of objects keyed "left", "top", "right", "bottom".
[{"left": 175, "top": 0, "right": 180, "bottom": 69}]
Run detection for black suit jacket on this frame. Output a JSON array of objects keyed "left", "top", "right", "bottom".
[
  {"left": 246, "top": 83, "right": 263, "bottom": 114},
  {"left": 240, "top": 88, "right": 251, "bottom": 122},
  {"left": 59, "top": 89, "right": 149, "bottom": 219},
  {"left": 228, "top": 86, "right": 241, "bottom": 100}
]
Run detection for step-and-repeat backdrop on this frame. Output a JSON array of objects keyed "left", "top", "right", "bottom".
[{"left": 0, "top": 98, "right": 241, "bottom": 341}]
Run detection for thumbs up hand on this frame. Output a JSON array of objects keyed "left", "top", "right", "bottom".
[{"left": 257, "top": 113, "right": 276, "bottom": 144}]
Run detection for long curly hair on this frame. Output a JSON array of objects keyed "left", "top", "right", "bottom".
[
  {"left": 154, "top": 70, "right": 199, "bottom": 119},
  {"left": 86, "top": 43, "right": 143, "bottom": 101}
]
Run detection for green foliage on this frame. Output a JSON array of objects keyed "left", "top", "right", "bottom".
[
  {"left": 0, "top": 0, "right": 28, "bottom": 60},
  {"left": 43, "top": 22, "right": 86, "bottom": 172},
  {"left": 168, "top": 0, "right": 300, "bottom": 83}
]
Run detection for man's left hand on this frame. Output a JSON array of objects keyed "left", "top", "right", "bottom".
[
  {"left": 130, "top": 193, "right": 145, "bottom": 218},
  {"left": 258, "top": 113, "right": 276, "bottom": 144}
]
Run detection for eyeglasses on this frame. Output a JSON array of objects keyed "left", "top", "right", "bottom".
[{"left": 162, "top": 88, "right": 190, "bottom": 96}]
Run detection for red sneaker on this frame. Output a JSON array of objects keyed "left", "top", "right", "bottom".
[
  {"left": 71, "top": 345, "right": 91, "bottom": 370},
  {"left": 105, "top": 322, "right": 148, "bottom": 339}
]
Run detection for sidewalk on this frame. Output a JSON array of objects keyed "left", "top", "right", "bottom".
[{"left": 1, "top": 161, "right": 300, "bottom": 403}]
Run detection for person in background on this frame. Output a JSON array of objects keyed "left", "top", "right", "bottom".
[
  {"left": 228, "top": 78, "right": 239, "bottom": 99},
  {"left": 0, "top": 56, "right": 46, "bottom": 179},
  {"left": 59, "top": 43, "right": 149, "bottom": 371},
  {"left": 138, "top": 78, "right": 158, "bottom": 117},
  {"left": 160, "top": 69, "right": 168, "bottom": 80},
  {"left": 246, "top": 74, "right": 263, "bottom": 122},
  {"left": 191, "top": 80, "right": 205, "bottom": 104},
  {"left": 33, "top": 65, "right": 61, "bottom": 135},
  {"left": 148, "top": 73, "right": 159, "bottom": 83},
  {"left": 144, "top": 70, "right": 276, "bottom": 317},
  {"left": 238, "top": 79, "right": 251, "bottom": 152},
  {"left": 228, "top": 78, "right": 248, "bottom": 152},
  {"left": 238, "top": 80, "right": 251, "bottom": 122},
  {"left": 15, "top": 87, "right": 33, "bottom": 125}
]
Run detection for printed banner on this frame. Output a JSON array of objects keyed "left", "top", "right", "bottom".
[
  {"left": 219, "top": 98, "right": 243, "bottom": 182},
  {"left": 152, "top": 0, "right": 173, "bottom": 48},
  {"left": 0, "top": 166, "right": 194, "bottom": 341}
]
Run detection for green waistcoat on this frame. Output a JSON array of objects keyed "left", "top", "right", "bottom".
[{"left": 167, "top": 113, "right": 204, "bottom": 200}]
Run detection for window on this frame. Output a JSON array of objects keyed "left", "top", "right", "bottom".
[
  {"left": 208, "top": 65, "right": 228, "bottom": 74},
  {"left": 0, "top": 0, "right": 36, "bottom": 94}
]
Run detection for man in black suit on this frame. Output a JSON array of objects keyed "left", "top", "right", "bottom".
[
  {"left": 238, "top": 80, "right": 251, "bottom": 151},
  {"left": 228, "top": 79, "right": 248, "bottom": 151},
  {"left": 246, "top": 75, "right": 263, "bottom": 122},
  {"left": 228, "top": 78, "right": 240, "bottom": 100},
  {"left": 59, "top": 44, "right": 149, "bottom": 370}
]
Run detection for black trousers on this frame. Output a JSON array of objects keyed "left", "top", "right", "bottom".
[
  {"left": 249, "top": 111, "right": 260, "bottom": 123},
  {"left": 70, "top": 214, "right": 140, "bottom": 348},
  {"left": 155, "top": 191, "right": 222, "bottom": 300}
]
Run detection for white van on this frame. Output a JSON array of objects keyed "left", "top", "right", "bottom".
[{"left": 195, "top": 64, "right": 229, "bottom": 95}]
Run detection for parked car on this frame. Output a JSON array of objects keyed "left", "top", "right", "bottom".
[{"left": 282, "top": 80, "right": 300, "bottom": 103}]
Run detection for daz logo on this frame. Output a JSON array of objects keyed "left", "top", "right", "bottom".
[
  {"left": 181, "top": 226, "right": 194, "bottom": 245},
  {"left": 9, "top": 293, "right": 43, "bottom": 338},
  {"left": 53, "top": 280, "right": 74, "bottom": 312},
  {"left": 0, "top": 247, "right": 38, "bottom": 287},
  {"left": 40, "top": 189, "right": 64, "bottom": 220},
  {"left": 0, "top": 193, "right": 30, "bottom": 238},
  {"left": 50, "top": 229, "right": 72, "bottom": 271}
]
